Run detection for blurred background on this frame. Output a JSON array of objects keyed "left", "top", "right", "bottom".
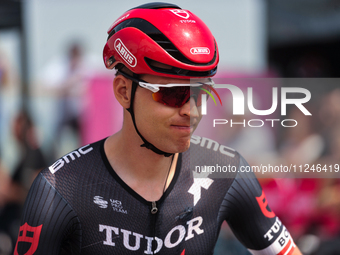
[{"left": 0, "top": 0, "right": 340, "bottom": 254}]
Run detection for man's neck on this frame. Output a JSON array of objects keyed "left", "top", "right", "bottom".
[{"left": 104, "top": 131, "right": 178, "bottom": 201}]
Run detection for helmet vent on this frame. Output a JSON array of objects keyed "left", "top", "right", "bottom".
[
  {"left": 145, "top": 58, "right": 217, "bottom": 77},
  {"left": 148, "top": 33, "right": 217, "bottom": 66}
]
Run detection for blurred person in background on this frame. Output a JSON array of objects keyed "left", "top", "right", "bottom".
[
  {"left": 0, "top": 51, "right": 9, "bottom": 88},
  {"left": 0, "top": 49, "right": 10, "bottom": 159},
  {"left": 279, "top": 103, "right": 324, "bottom": 167},
  {"left": 0, "top": 110, "right": 47, "bottom": 254},
  {"left": 319, "top": 88, "right": 340, "bottom": 152},
  {"left": 0, "top": 47, "right": 12, "bottom": 255},
  {"left": 311, "top": 125, "right": 340, "bottom": 254},
  {"left": 41, "top": 42, "right": 90, "bottom": 157},
  {"left": 263, "top": 103, "right": 324, "bottom": 236},
  {"left": 303, "top": 89, "right": 340, "bottom": 255},
  {"left": 11, "top": 110, "right": 47, "bottom": 196}
]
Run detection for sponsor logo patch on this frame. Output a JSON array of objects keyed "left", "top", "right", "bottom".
[
  {"left": 188, "top": 171, "right": 214, "bottom": 206},
  {"left": 14, "top": 223, "right": 43, "bottom": 255},
  {"left": 110, "top": 199, "right": 127, "bottom": 214},
  {"left": 94, "top": 196, "right": 109, "bottom": 208},
  {"left": 249, "top": 223, "right": 296, "bottom": 255},
  {"left": 49, "top": 144, "right": 93, "bottom": 174},
  {"left": 190, "top": 47, "right": 210, "bottom": 55},
  {"left": 99, "top": 216, "right": 204, "bottom": 253},
  {"left": 256, "top": 190, "right": 276, "bottom": 218},
  {"left": 170, "top": 9, "right": 190, "bottom": 19},
  {"left": 94, "top": 196, "right": 128, "bottom": 214},
  {"left": 114, "top": 38, "right": 137, "bottom": 67}
]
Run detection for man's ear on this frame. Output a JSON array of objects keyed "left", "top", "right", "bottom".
[{"left": 113, "top": 74, "right": 132, "bottom": 109}]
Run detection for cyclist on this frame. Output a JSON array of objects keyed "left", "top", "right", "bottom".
[{"left": 15, "top": 3, "right": 302, "bottom": 254}]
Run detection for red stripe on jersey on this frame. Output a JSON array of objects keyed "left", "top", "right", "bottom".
[{"left": 276, "top": 239, "right": 294, "bottom": 255}]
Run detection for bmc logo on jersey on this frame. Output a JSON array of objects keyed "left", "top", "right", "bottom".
[
  {"left": 49, "top": 144, "right": 93, "bottom": 174},
  {"left": 170, "top": 9, "right": 190, "bottom": 19},
  {"left": 190, "top": 47, "right": 210, "bottom": 55},
  {"left": 14, "top": 223, "right": 43, "bottom": 255},
  {"left": 114, "top": 38, "right": 137, "bottom": 67}
]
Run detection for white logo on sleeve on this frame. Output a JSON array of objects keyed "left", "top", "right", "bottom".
[
  {"left": 188, "top": 172, "right": 214, "bottom": 206},
  {"left": 249, "top": 222, "right": 296, "bottom": 255},
  {"left": 49, "top": 144, "right": 93, "bottom": 174}
]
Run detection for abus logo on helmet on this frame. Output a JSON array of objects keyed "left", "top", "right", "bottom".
[
  {"left": 114, "top": 38, "right": 137, "bottom": 67},
  {"left": 190, "top": 47, "right": 210, "bottom": 55},
  {"left": 170, "top": 9, "right": 190, "bottom": 19}
]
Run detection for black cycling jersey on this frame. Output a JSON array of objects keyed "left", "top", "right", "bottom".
[{"left": 14, "top": 135, "right": 296, "bottom": 255}]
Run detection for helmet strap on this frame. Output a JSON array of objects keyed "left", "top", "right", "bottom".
[{"left": 127, "top": 79, "right": 174, "bottom": 157}]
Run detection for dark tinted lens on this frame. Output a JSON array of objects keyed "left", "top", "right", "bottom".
[
  {"left": 152, "top": 84, "right": 212, "bottom": 107},
  {"left": 152, "top": 87, "right": 190, "bottom": 107}
]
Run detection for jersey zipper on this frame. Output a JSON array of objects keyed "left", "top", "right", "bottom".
[
  {"left": 150, "top": 201, "right": 159, "bottom": 254},
  {"left": 151, "top": 201, "right": 158, "bottom": 214}
]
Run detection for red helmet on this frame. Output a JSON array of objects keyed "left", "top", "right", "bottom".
[{"left": 103, "top": 2, "right": 219, "bottom": 79}]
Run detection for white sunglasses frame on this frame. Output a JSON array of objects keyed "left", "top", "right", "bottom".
[
  {"left": 117, "top": 70, "right": 215, "bottom": 93},
  {"left": 138, "top": 78, "right": 215, "bottom": 93}
]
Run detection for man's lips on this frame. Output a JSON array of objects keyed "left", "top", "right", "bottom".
[
  {"left": 171, "top": 124, "right": 190, "bottom": 128},
  {"left": 171, "top": 125, "right": 190, "bottom": 129},
  {"left": 170, "top": 123, "right": 196, "bottom": 133},
  {"left": 170, "top": 118, "right": 198, "bottom": 133}
]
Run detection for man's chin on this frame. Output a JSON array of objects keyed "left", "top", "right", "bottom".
[
  {"left": 160, "top": 142, "right": 190, "bottom": 154},
  {"left": 174, "top": 140, "right": 191, "bottom": 153}
]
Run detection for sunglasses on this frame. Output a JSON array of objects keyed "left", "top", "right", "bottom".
[{"left": 117, "top": 70, "right": 216, "bottom": 108}]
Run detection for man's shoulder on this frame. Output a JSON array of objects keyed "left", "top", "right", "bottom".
[
  {"left": 37, "top": 139, "right": 112, "bottom": 207},
  {"left": 41, "top": 139, "right": 106, "bottom": 182}
]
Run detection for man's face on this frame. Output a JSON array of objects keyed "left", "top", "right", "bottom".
[{"left": 132, "top": 74, "right": 202, "bottom": 154}]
